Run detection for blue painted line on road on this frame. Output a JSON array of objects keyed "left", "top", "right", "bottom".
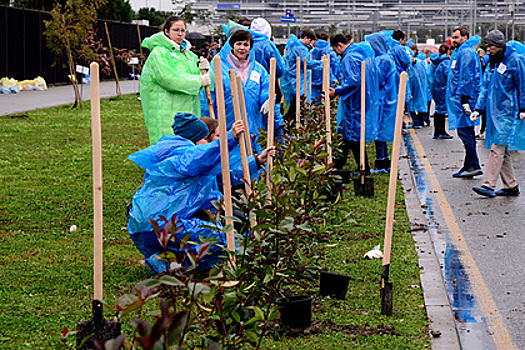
[{"left": 402, "top": 132, "right": 481, "bottom": 324}]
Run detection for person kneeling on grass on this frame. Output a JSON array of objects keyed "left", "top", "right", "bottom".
[{"left": 127, "top": 112, "right": 274, "bottom": 274}]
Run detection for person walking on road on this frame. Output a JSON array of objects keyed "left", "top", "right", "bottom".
[
  {"left": 140, "top": 15, "right": 213, "bottom": 145},
  {"left": 446, "top": 27, "right": 483, "bottom": 178},
  {"left": 470, "top": 31, "right": 525, "bottom": 198}
]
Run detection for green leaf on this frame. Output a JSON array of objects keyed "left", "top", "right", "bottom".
[{"left": 157, "top": 275, "right": 184, "bottom": 287}]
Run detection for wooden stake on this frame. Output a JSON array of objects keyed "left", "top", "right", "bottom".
[
  {"left": 235, "top": 75, "right": 253, "bottom": 157},
  {"left": 380, "top": 71, "right": 408, "bottom": 316},
  {"left": 90, "top": 62, "right": 103, "bottom": 301},
  {"left": 104, "top": 22, "right": 121, "bottom": 98},
  {"left": 323, "top": 56, "right": 332, "bottom": 164},
  {"left": 303, "top": 57, "right": 307, "bottom": 98},
  {"left": 383, "top": 71, "right": 408, "bottom": 268},
  {"left": 229, "top": 70, "right": 251, "bottom": 196},
  {"left": 213, "top": 56, "right": 236, "bottom": 256},
  {"left": 266, "top": 58, "right": 276, "bottom": 190},
  {"left": 200, "top": 56, "right": 215, "bottom": 119},
  {"left": 296, "top": 56, "right": 301, "bottom": 125},
  {"left": 360, "top": 61, "right": 366, "bottom": 184}
]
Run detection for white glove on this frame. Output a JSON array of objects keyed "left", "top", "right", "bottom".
[
  {"left": 519, "top": 112, "right": 525, "bottom": 120},
  {"left": 198, "top": 58, "right": 211, "bottom": 71},
  {"left": 462, "top": 103, "right": 472, "bottom": 116},
  {"left": 200, "top": 73, "right": 211, "bottom": 87},
  {"left": 260, "top": 99, "right": 270, "bottom": 115},
  {"left": 364, "top": 245, "right": 384, "bottom": 260},
  {"left": 470, "top": 111, "right": 480, "bottom": 122}
]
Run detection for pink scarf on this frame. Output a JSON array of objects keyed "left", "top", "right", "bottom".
[{"left": 227, "top": 52, "right": 251, "bottom": 84}]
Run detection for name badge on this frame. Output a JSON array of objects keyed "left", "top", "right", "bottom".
[
  {"left": 497, "top": 63, "right": 507, "bottom": 74},
  {"left": 450, "top": 60, "right": 456, "bottom": 69},
  {"left": 250, "top": 71, "right": 261, "bottom": 84}
]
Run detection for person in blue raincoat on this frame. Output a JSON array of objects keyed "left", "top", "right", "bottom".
[
  {"left": 429, "top": 44, "right": 453, "bottom": 139},
  {"left": 250, "top": 18, "right": 286, "bottom": 103},
  {"left": 365, "top": 31, "right": 398, "bottom": 173},
  {"left": 446, "top": 27, "right": 483, "bottom": 178},
  {"left": 127, "top": 113, "right": 275, "bottom": 274},
  {"left": 390, "top": 30, "right": 414, "bottom": 105},
  {"left": 470, "top": 32, "right": 525, "bottom": 198},
  {"left": 407, "top": 46, "right": 430, "bottom": 128},
  {"left": 281, "top": 29, "right": 323, "bottom": 123},
  {"left": 202, "top": 29, "right": 283, "bottom": 150},
  {"left": 329, "top": 34, "right": 380, "bottom": 174},
  {"left": 310, "top": 32, "right": 340, "bottom": 103}
]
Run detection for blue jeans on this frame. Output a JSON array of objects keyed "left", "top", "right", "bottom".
[
  {"left": 375, "top": 141, "right": 389, "bottom": 160},
  {"left": 456, "top": 126, "right": 480, "bottom": 171}
]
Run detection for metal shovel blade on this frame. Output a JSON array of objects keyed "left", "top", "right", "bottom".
[
  {"left": 353, "top": 175, "right": 374, "bottom": 197},
  {"left": 76, "top": 300, "right": 121, "bottom": 349},
  {"left": 380, "top": 281, "right": 394, "bottom": 316}
]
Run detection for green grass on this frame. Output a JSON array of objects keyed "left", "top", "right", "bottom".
[{"left": 0, "top": 95, "right": 430, "bottom": 349}]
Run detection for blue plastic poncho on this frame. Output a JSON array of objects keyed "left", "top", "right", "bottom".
[
  {"left": 281, "top": 34, "right": 323, "bottom": 106},
  {"left": 127, "top": 133, "right": 259, "bottom": 274},
  {"left": 408, "top": 58, "right": 430, "bottom": 113},
  {"left": 201, "top": 40, "right": 283, "bottom": 151},
  {"left": 430, "top": 54, "right": 450, "bottom": 114},
  {"left": 446, "top": 36, "right": 483, "bottom": 130},
  {"left": 389, "top": 38, "right": 412, "bottom": 103},
  {"left": 366, "top": 32, "right": 398, "bottom": 142},
  {"left": 427, "top": 53, "right": 439, "bottom": 95},
  {"left": 310, "top": 39, "right": 341, "bottom": 102},
  {"left": 335, "top": 42, "right": 380, "bottom": 142},
  {"left": 475, "top": 41, "right": 525, "bottom": 151},
  {"left": 249, "top": 22, "right": 286, "bottom": 78}
]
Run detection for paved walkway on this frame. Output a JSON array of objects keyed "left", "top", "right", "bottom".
[{"left": 0, "top": 80, "right": 139, "bottom": 116}]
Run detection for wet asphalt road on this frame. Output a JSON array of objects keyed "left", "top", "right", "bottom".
[{"left": 404, "top": 121, "right": 524, "bottom": 350}]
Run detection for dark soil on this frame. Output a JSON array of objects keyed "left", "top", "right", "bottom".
[{"left": 285, "top": 319, "right": 400, "bottom": 338}]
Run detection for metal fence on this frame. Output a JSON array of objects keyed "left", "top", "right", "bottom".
[{"left": 0, "top": 5, "right": 159, "bottom": 85}]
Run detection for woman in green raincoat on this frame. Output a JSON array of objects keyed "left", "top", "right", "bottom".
[{"left": 140, "top": 15, "right": 213, "bottom": 145}]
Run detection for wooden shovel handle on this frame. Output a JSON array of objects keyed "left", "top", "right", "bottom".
[
  {"left": 296, "top": 56, "right": 301, "bottom": 125},
  {"left": 235, "top": 75, "right": 253, "bottom": 157},
  {"left": 213, "top": 56, "right": 235, "bottom": 255},
  {"left": 382, "top": 72, "right": 408, "bottom": 266},
  {"left": 266, "top": 58, "right": 276, "bottom": 189},
  {"left": 360, "top": 61, "right": 366, "bottom": 184},
  {"left": 199, "top": 57, "right": 215, "bottom": 119},
  {"left": 90, "top": 62, "right": 103, "bottom": 301},
  {"left": 229, "top": 70, "right": 251, "bottom": 196},
  {"left": 323, "top": 56, "right": 332, "bottom": 164}
]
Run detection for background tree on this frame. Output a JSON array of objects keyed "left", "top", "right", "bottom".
[
  {"left": 44, "top": 0, "right": 106, "bottom": 108},
  {"left": 97, "top": 0, "right": 134, "bottom": 23}
]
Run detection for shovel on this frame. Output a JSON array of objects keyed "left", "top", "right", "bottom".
[
  {"left": 380, "top": 71, "right": 408, "bottom": 316},
  {"left": 353, "top": 61, "right": 374, "bottom": 197},
  {"left": 213, "top": 56, "right": 236, "bottom": 261},
  {"left": 76, "top": 62, "right": 121, "bottom": 349},
  {"left": 266, "top": 57, "right": 277, "bottom": 190},
  {"left": 323, "top": 55, "right": 333, "bottom": 164},
  {"left": 229, "top": 69, "right": 251, "bottom": 196},
  {"left": 199, "top": 56, "right": 215, "bottom": 119},
  {"left": 235, "top": 75, "right": 253, "bottom": 157}
]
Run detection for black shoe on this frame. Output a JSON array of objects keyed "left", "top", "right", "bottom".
[
  {"left": 472, "top": 185, "right": 496, "bottom": 198},
  {"left": 434, "top": 134, "right": 453, "bottom": 140},
  {"left": 495, "top": 186, "right": 520, "bottom": 196},
  {"left": 452, "top": 168, "right": 483, "bottom": 178}
]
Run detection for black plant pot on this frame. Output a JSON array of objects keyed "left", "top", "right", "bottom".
[
  {"left": 321, "top": 177, "right": 343, "bottom": 202},
  {"left": 320, "top": 271, "right": 351, "bottom": 300},
  {"left": 278, "top": 295, "right": 312, "bottom": 329}
]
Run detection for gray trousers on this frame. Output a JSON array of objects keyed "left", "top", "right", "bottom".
[{"left": 483, "top": 144, "right": 518, "bottom": 190}]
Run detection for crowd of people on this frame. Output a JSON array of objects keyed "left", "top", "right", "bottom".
[{"left": 128, "top": 14, "right": 525, "bottom": 274}]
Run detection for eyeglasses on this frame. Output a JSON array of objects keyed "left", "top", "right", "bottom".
[{"left": 170, "top": 28, "right": 186, "bottom": 34}]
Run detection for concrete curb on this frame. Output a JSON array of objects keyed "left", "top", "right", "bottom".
[{"left": 398, "top": 145, "right": 461, "bottom": 350}]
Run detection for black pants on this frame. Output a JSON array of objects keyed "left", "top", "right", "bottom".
[
  {"left": 433, "top": 113, "right": 448, "bottom": 136},
  {"left": 334, "top": 140, "right": 370, "bottom": 175}
]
